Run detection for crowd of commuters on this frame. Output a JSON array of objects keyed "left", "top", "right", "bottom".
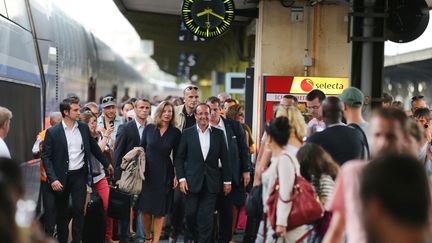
[{"left": 1, "top": 86, "right": 432, "bottom": 243}]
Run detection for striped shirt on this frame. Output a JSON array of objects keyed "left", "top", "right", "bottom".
[{"left": 311, "top": 174, "right": 335, "bottom": 201}]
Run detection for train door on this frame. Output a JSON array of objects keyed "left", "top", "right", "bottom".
[{"left": 36, "top": 40, "right": 59, "bottom": 128}]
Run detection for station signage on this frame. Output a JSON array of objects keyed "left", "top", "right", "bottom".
[
  {"left": 290, "top": 76, "right": 349, "bottom": 95},
  {"left": 266, "top": 93, "right": 307, "bottom": 102}
]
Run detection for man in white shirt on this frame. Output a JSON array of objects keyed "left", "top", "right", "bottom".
[
  {"left": 175, "top": 103, "right": 232, "bottom": 243},
  {"left": 306, "top": 89, "right": 326, "bottom": 136},
  {"left": 42, "top": 96, "right": 113, "bottom": 243},
  {"left": 0, "top": 106, "right": 12, "bottom": 159}
]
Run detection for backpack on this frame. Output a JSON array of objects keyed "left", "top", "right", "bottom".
[
  {"left": 118, "top": 147, "right": 146, "bottom": 195},
  {"left": 348, "top": 123, "right": 370, "bottom": 160}
]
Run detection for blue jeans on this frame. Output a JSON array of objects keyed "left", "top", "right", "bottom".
[
  {"left": 118, "top": 219, "right": 130, "bottom": 242},
  {"left": 135, "top": 210, "right": 145, "bottom": 242}
]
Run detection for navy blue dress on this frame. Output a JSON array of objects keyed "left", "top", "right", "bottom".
[{"left": 138, "top": 124, "right": 181, "bottom": 216}]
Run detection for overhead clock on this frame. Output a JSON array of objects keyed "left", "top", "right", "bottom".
[{"left": 182, "top": 0, "right": 235, "bottom": 38}]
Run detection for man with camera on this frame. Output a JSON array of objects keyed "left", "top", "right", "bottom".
[{"left": 97, "top": 95, "right": 123, "bottom": 148}]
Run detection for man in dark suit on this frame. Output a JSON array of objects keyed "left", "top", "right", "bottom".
[
  {"left": 114, "top": 98, "right": 151, "bottom": 243},
  {"left": 42, "top": 96, "right": 114, "bottom": 243},
  {"left": 206, "top": 97, "right": 251, "bottom": 243},
  {"left": 175, "top": 103, "right": 232, "bottom": 243}
]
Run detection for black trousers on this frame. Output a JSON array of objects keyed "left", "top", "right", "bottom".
[
  {"left": 41, "top": 181, "right": 57, "bottom": 236},
  {"left": 215, "top": 191, "right": 234, "bottom": 243},
  {"left": 54, "top": 168, "right": 87, "bottom": 243},
  {"left": 184, "top": 184, "right": 217, "bottom": 243},
  {"left": 170, "top": 187, "right": 185, "bottom": 237}
]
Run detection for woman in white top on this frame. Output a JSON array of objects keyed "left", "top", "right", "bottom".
[{"left": 257, "top": 117, "right": 307, "bottom": 243}]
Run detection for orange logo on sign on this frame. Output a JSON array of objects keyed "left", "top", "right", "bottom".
[{"left": 300, "top": 78, "right": 314, "bottom": 92}]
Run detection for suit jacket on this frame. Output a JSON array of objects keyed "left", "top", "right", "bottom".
[
  {"left": 175, "top": 125, "right": 231, "bottom": 194},
  {"left": 114, "top": 120, "right": 141, "bottom": 180},
  {"left": 42, "top": 121, "right": 109, "bottom": 185},
  {"left": 221, "top": 118, "right": 251, "bottom": 186}
]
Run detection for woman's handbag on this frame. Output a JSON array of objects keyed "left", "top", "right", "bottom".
[
  {"left": 246, "top": 184, "right": 263, "bottom": 219},
  {"left": 108, "top": 186, "right": 131, "bottom": 220},
  {"left": 267, "top": 154, "right": 324, "bottom": 230},
  {"left": 83, "top": 190, "right": 106, "bottom": 243}
]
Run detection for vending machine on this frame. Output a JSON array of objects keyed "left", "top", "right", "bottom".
[{"left": 261, "top": 75, "right": 349, "bottom": 123}]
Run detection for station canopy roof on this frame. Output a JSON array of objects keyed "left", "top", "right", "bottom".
[{"left": 114, "top": 0, "right": 258, "bottom": 81}]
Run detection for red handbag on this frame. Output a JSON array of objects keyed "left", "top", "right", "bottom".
[{"left": 267, "top": 154, "right": 324, "bottom": 230}]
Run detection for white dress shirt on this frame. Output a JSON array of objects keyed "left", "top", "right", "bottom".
[
  {"left": 179, "top": 125, "right": 211, "bottom": 183},
  {"left": 307, "top": 118, "right": 326, "bottom": 133},
  {"left": 135, "top": 118, "right": 146, "bottom": 141},
  {"left": 197, "top": 125, "right": 211, "bottom": 160},
  {"left": 62, "top": 120, "right": 84, "bottom": 170},
  {"left": 0, "top": 137, "right": 11, "bottom": 159}
]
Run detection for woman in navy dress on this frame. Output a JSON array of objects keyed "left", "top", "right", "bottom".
[{"left": 138, "top": 101, "right": 181, "bottom": 243}]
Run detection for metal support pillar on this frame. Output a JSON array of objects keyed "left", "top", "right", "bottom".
[{"left": 349, "top": 0, "right": 386, "bottom": 109}]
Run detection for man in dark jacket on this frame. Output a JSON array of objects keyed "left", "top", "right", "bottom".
[
  {"left": 114, "top": 98, "right": 151, "bottom": 243},
  {"left": 42, "top": 96, "right": 113, "bottom": 243},
  {"left": 175, "top": 103, "right": 232, "bottom": 243}
]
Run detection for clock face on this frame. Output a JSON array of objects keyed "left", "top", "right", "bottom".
[{"left": 182, "top": 0, "right": 235, "bottom": 38}]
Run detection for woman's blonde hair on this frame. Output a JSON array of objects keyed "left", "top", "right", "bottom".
[
  {"left": 286, "top": 107, "right": 307, "bottom": 141},
  {"left": 79, "top": 110, "right": 96, "bottom": 124},
  {"left": 274, "top": 106, "right": 288, "bottom": 118},
  {"left": 276, "top": 106, "right": 307, "bottom": 141},
  {"left": 152, "top": 101, "right": 177, "bottom": 128}
]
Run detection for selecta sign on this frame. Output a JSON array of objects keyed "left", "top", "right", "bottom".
[
  {"left": 290, "top": 77, "right": 349, "bottom": 95},
  {"left": 261, "top": 75, "right": 350, "bottom": 132}
]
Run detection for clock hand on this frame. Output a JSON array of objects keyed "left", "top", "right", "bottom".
[
  {"left": 197, "top": 8, "right": 210, "bottom": 17},
  {"left": 208, "top": 9, "right": 225, "bottom": 21}
]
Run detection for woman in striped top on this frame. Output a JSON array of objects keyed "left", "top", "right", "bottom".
[{"left": 296, "top": 143, "right": 339, "bottom": 243}]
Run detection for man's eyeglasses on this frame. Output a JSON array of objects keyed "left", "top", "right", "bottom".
[
  {"left": 102, "top": 96, "right": 114, "bottom": 103},
  {"left": 307, "top": 105, "right": 321, "bottom": 110},
  {"left": 411, "top": 95, "right": 424, "bottom": 101}
]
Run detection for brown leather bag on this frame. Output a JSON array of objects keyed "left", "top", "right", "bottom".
[{"left": 267, "top": 154, "right": 324, "bottom": 230}]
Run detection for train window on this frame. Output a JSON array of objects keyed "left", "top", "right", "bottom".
[
  {"left": 0, "top": 0, "right": 7, "bottom": 17},
  {"left": 4, "top": 0, "right": 31, "bottom": 31},
  {"left": 225, "top": 72, "right": 246, "bottom": 94}
]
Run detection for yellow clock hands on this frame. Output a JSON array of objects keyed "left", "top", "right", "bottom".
[
  {"left": 206, "top": 12, "right": 210, "bottom": 28},
  {"left": 197, "top": 8, "right": 225, "bottom": 21},
  {"left": 196, "top": 8, "right": 210, "bottom": 17},
  {"left": 208, "top": 9, "right": 225, "bottom": 20}
]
